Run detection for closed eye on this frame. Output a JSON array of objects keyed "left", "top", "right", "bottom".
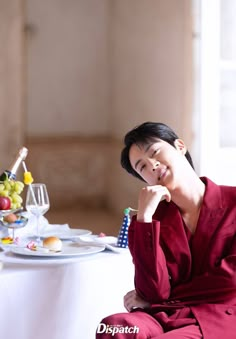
[
  {"left": 151, "top": 148, "right": 160, "bottom": 157},
  {"left": 140, "top": 164, "right": 146, "bottom": 172}
]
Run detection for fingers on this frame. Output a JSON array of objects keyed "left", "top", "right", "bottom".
[
  {"left": 123, "top": 290, "right": 151, "bottom": 312},
  {"left": 137, "top": 185, "right": 171, "bottom": 222},
  {"left": 124, "top": 290, "right": 136, "bottom": 312},
  {"left": 139, "top": 185, "right": 171, "bottom": 203},
  {"left": 147, "top": 185, "right": 171, "bottom": 201},
  {"left": 161, "top": 189, "right": 171, "bottom": 202}
]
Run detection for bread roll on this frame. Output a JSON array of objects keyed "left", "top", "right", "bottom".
[{"left": 43, "top": 236, "right": 62, "bottom": 252}]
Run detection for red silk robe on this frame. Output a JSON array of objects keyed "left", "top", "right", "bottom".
[{"left": 128, "top": 177, "right": 236, "bottom": 339}]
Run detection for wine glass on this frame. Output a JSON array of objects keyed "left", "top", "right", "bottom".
[{"left": 25, "top": 183, "right": 50, "bottom": 243}]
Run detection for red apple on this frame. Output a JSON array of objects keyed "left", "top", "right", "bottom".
[{"left": 0, "top": 196, "right": 11, "bottom": 210}]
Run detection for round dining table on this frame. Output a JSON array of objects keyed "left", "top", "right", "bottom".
[{"left": 0, "top": 246, "right": 134, "bottom": 339}]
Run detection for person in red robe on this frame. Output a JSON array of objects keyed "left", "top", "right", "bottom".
[{"left": 96, "top": 122, "right": 236, "bottom": 339}]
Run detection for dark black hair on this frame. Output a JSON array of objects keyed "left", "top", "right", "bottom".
[{"left": 120, "top": 122, "right": 194, "bottom": 181}]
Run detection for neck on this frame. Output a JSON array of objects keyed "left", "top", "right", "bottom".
[{"left": 171, "top": 175, "right": 205, "bottom": 233}]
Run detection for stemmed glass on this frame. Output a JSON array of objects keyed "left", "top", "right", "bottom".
[
  {"left": 25, "top": 183, "right": 50, "bottom": 244},
  {"left": 0, "top": 211, "right": 28, "bottom": 243}
]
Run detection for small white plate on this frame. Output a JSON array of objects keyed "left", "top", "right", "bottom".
[
  {"left": 10, "top": 242, "right": 105, "bottom": 257},
  {"left": 78, "top": 235, "right": 127, "bottom": 253},
  {"left": 41, "top": 228, "right": 92, "bottom": 240}
]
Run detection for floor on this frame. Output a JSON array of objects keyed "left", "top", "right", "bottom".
[{"left": 47, "top": 207, "right": 122, "bottom": 237}]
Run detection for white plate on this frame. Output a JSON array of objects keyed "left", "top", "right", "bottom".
[
  {"left": 41, "top": 228, "right": 92, "bottom": 240},
  {"left": 10, "top": 242, "right": 105, "bottom": 257},
  {"left": 78, "top": 235, "right": 127, "bottom": 253}
]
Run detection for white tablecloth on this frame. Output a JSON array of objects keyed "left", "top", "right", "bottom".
[{"left": 0, "top": 248, "right": 134, "bottom": 339}]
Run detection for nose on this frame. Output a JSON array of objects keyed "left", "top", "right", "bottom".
[{"left": 148, "top": 159, "right": 160, "bottom": 171}]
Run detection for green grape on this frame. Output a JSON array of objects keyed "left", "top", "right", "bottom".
[
  {"left": 17, "top": 181, "right": 24, "bottom": 188},
  {"left": 14, "top": 181, "right": 24, "bottom": 194},
  {"left": 9, "top": 180, "right": 15, "bottom": 187},
  {"left": 11, "top": 192, "right": 23, "bottom": 204},
  {"left": 11, "top": 201, "right": 21, "bottom": 209},
  {"left": 4, "top": 181, "right": 11, "bottom": 191},
  {"left": 11, "top": 202, "right": 17, "bottom": 210},
  {"left": 1, "top": 177, "right": 25, "bottom": 209},
  {"left": 0, "top": 190, "right": 9, "bottom": 197}
]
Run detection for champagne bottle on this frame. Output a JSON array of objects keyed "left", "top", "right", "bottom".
[{"left": 0, "top": 147, "right": 28, "bottom": 181}]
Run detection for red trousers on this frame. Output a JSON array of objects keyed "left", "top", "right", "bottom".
[{"left": 96, "top": 310, "right": 203, "bottom": 339}]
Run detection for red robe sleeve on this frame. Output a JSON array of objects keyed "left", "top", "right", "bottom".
[{"left": 128, "top": 217, "right": 170, "bottom": 303}]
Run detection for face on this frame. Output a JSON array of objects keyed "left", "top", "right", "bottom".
[{"left": 129, "top": 139, "right": 187, "bottom": 187}]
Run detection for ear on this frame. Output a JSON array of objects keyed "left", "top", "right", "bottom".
[{"left": 174, "top": 139, "right": 187, "bottom": 155}]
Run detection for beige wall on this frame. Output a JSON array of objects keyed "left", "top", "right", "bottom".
[
  {"left": 108, "top": 0, "right": 193, "bottom": 212},
  {"left": 0, "top": 0, "right": 25, "bottom": 169},
  {"left": 26, "top": 0, "right": 111, "bottom": 137},
  {"left": 110, "top": 0, "right": 193, "bottom": 140},
  {"left": 26, "top": 0, "right": 192, "bottom": 141},
  {"left": 0, "top": 0, "right": 193, "bottom": 216}
]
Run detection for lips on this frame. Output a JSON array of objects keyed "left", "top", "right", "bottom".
[{"left": 157, "top": 168, "right": 167, "bottom": 181}]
